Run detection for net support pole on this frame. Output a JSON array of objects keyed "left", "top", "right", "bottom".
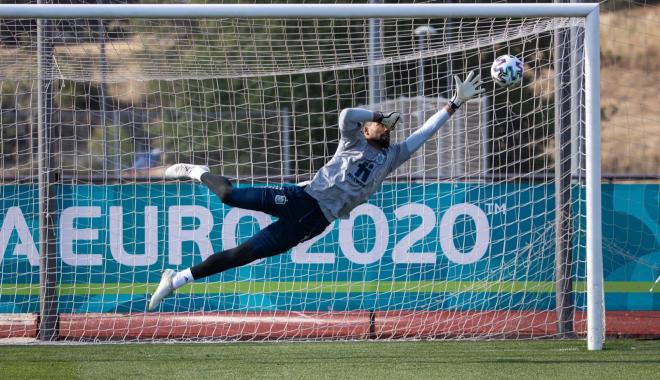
[
  {"left": 368, "top": 0, "right": 384, "bottom": 106},
  {"left": 481, "top": 95, "right": 490, "bottom": 174},
  {"left": 571, "top": 1, "right": 586, "bottom": 179},
  {"left": 445, "top": 0, "right": 454, "bottom": 99},
  {"left": 37, "top": 11, "right": 59, "bottom": 341},
  {"left": 414, "top": 26, "right": 436, "bottom": 175},
  {"left": 553, "top": 0, "right": 575, "bottom": 337},
  {"left": 584, "top": 6, "right": 604, "bottom": 351},
  {"left": 97, "top": 9, "right": 120, "bottom": 177},
  {"left": 282, "top": 106, "right": 291, "bottom": 179},
  {"left": 99, "top": 15, "right": 110, "bottom": 177}
]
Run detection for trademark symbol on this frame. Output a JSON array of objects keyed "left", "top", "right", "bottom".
[{"left": 485, "top": 203, "right": 507, "bottom": 215}]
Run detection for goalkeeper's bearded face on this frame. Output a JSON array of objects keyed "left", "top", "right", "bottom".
[{"left": 362, "top": 121, "right": 390, "bottom": 149}]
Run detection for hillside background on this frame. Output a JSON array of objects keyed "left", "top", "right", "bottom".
[
  {"left": 0, "top": 0, "right": 658, "bottom": 179},
  {"left": 600, "top": 0, "right": 659, "bottom": 175}
]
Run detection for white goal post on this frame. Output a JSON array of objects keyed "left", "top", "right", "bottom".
[{"left": 0, "top": 3, "right": 603, "bottom": 350}]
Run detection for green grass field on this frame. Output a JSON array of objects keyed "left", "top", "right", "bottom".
[{"left": 1, "top": 339, "right": 658, "bottom": 379}]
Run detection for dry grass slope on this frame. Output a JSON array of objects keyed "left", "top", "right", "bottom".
[
  {"left": 0, "top": 5, "right": 657, "bottom": 176},
  {"left": 600, "top": 4, "right": 660, "bottom": 176}
]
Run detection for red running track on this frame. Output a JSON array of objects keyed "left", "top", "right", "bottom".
[{"left": 1, "top": 311, "right": 658, "bottom": 341}]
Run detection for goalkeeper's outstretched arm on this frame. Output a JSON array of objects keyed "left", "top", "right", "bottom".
[
  {"left": 403, "top": 71, "right": 484, "bottom": 155},
  {"left": 338, "top": 108, "right": 400, "bottom": 139}
]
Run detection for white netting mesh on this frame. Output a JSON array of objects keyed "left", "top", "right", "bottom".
[
  {"left": 1, "top": 17, "right": 582, "bottom": 80},
  {"left": 0, "top": 7, "right": 596, "bottom": 342}
]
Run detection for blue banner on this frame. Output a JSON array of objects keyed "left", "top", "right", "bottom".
[{"left": 0, "top": 183, "right": 657, "bottom": 313}]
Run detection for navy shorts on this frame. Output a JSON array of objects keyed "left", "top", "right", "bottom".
[{"left": 223, "top": 185, "right": 331, "bottom": 259}]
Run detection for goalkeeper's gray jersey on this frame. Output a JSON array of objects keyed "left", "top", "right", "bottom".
[{"left": 304, "top": 108, "right": 410, "bottom": 222}]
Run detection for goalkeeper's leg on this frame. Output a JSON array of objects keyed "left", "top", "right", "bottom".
[
  {"left": 200, "top": 171, "right": 233, "bottom": 203},
  {"left": 149, "top": 240, "right": 268, "bottom": 311},
  {"left": 149, "top": 214, "right": 329, "bottom": 311},
  {"left": 165, "top": 163, "right": 235, "bottom": 203},
  {"left": 189, "top": 221, "right": 291, "bottom": 280},
  {"left": 200, "top": 172, "right": 289, "bottom": 218},
  {"left": 165, "top": 163, "right": 289, "bottom": 217},
  {"left": 189, "top": 201, "right": 327, "bottom": 277},
  {"left": 149, "top": 180, "right": 330, "bottom": 310}
]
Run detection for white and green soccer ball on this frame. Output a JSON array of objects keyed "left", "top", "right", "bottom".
[{"left": 490, "top": 54, "right": 523, "bottom": 87}]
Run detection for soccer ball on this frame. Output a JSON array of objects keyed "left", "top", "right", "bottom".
[{"left": 490, "top": 55, "right": 523, "bottom": 87}]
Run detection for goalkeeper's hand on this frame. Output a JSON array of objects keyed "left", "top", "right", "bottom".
[
  {"left": 450, "top": 70, "right": 485, "bottom": 108},
  {"left": 381, "top": 111, "right": 400, "bottom": 130}
]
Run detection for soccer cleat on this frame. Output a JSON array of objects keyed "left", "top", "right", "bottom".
[
  {"left": 164, "top": 163, "right": 209, "bottom": 181},
  {"left": 148, "top": 269, "right": 176, "bottom": 311}
]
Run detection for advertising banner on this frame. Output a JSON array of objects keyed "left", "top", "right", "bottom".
[{"left": 0, "top": 183, "right": 657, "bottom": 312}]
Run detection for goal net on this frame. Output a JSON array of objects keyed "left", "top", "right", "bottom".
[{"left": 0, "top": 4, "right": 603, "bottom": 345}]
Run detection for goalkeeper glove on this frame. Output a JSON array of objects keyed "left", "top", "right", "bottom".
[
  {"left": 450, "top": 70, "right": 485, "bottom": 109},
  {"left": 378, "top": 111, "right": 401, "bottom": 130}
]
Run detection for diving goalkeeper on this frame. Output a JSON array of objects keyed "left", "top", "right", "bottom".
[{"left": 149, "top": 71, "right": 484, "bottom": 310}]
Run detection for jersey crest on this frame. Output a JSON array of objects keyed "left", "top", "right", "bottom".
[{"left": 347, "top": 160, "right": 376, "bottom": 186}]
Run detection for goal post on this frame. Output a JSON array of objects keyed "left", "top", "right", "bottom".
[
  {"left": 0, "top": 3, "right": 603, "bottom": 349},
  {"left": 584, "top": 6, "right": 604, "bottom": 351}
]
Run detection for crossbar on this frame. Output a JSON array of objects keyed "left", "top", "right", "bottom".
[{"left": 0, "top": 3, "right": 598, "bottom": 19}]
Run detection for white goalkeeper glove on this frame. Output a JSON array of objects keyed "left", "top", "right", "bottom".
[
  {"left": 373, "top": 111, "right": 400, "bottom": 130},
  {"left": 381, "top": 111, "right": 400, "bottom": 130},
  {"left": 450, "top": 70, "right": 485, "bottom": 109}
]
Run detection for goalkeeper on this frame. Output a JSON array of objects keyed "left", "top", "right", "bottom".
[{"left": 149, "top": 71, "right": 484, "bottom": 310}]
